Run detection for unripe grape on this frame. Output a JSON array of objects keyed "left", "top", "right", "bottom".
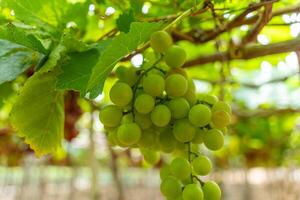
[
  {"left": 182, "top": 184, "right": 204, "bottom": 200},
  {"left": 117, "top": 123, "right": 141, "bottom": 145},
  {"left": 170, "top": 157, "right": 191, "bottom": 180},
  {"left": 203, "top": 181, "right": 221, "bottom": 200},
  {"left": 212, "top": 101, "right": 231, "bottom": 113},
  {"left": 150, "top": 31, "right": 173, "bottom": 53},
  {"left": 160, "top": 176, "right": 182, "bottom": 198},
  {"left": 164, "top": 45, "right": 187, "bottom": 68},
  {"left": 211, "top": 110, "right": 231, "bottom": 128},
  {"left": 138, "top": 128, "right": 157, "bottom": 148},
  {"left": 203, "top": 129, "right": 224, "bottom": 151},
  {"left": 143, "top": 74, "right": 165, "bottom": 96},
  {"left": 116, "top": 66, "right": 138, "bottom": 86},
  {"left": 192, "top": 155, "right": 212, "bottom": 176},
  {"left": 167, "top": 97, "right": 190, "bottom": 119},
  {"left": 173, "top": 119, "right": 196, "bottom": 142},
  {"left": 151, "top": 105, "right": 171, "bottom": 127},
  {"left": 134, "top": 94, "right": 155, "bottom": 114},
  {"left": 110, "top": 82, "right": 133, "bottom": 106},
  {"left": 141, "top": 148, "right": 160, "bottom": 165},
  {"left": 192, "top": 129, "right": 205, "bottom": 144},
  {"left": 99, "top": 105, "right": 123, "bottom": 127},
  {"left": 159, "top": 128, "right": 177, "bottom": 153},
  {"left": 134, "top": 113, "right": 153, "bottom": 129},
  {"left": 165, "top": 74, "right": 188, "bottom": 97},
  {"left": 201, "top": 94, "right": 218, "bottom": 105},
  {"left": 189, "top": 104, "right": 212, "bottom": 127},
  {"left": 160, "top": 164, "right": 172, "bottom": 180}
]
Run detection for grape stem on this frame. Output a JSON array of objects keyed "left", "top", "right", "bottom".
[{"left": 187, "top": 142, "right": 204, "bottom": 185}]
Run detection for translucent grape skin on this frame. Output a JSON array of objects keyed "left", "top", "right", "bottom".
[
  {"left": 160, "top": 176, "right": 182, "bottom": 198},
  {"left": 151, "top": 105, "right": 171, "bottom": 127},
  {"left": 189, "top": 104, "right": 212, "bottom": 127},
  {"left": 109, "top": 82, "right": 133, "bottom": 107},
  {"left": 143, "top": 73, "right": 165, "bottom": 97},
  {"left": 192, "top": 129, "right": 205, "bottom": 144},
  {"left": 203, "top": 129, "right": 224, "bottom": 151},
  {"left": 182, "top": 184, "right": 204, "bottom": 200},
  {"left": 192, "top": 155, "right": 212, "bottom": 176},
  {"left": 138, "top": 128, "right": 157, "bottom": 148},
  {"left": 140, "top": 148, "right": 160, "bottom": 165},
  {"left": 159, "top": 128, "right": 177, "bottom": 153},
  {"left": 173, "top": 119, "right": 196, "bottom": 143},
  {"left": 117, "top": 123, "right": 141, "bottom": 146},
  {"left": 170, "top": 157, "right": 192, "bottom": 180},
  {"left": 201, "top": 94, "right": 218, "bottom": 105},
  {"left": 115, "top": 66, "right": 138, "bottom": 86},
  {"left": 164, "top": 45, "right": 187, "bottom": 68},
  {"left": 99, "top": 105, "right": 123, "bottom": 127},
  {"left": 211, "top": 110, "right": 231, "bottom": 128},
  {"left": 134, "top": 113, "right": 153, "bottom": 129},
  {"left": 212, "top": 101, "right": 231, "bottom": 113},
  {"left": 150, "top": 31, "right": 173, "bottom": 53},
  {"left": 165, "top": 74, "right": 188, "bottom": 97},
  {"left": 134, "top": 94, "right": 155, "bottom": 114},
  {"left": 160, "top": 164, "right": 172, "bottom": 180},
  {"left": 167, "top": 97, "right": 190, "bottom": 119},
  {"left": 203, "top": 181, "right": 222, "bottom": 200}
]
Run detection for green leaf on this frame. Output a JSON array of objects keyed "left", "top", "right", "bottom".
[
  {"left": 116, "top": 10, "right": 136, "bottom": 33},
  {"left": 0, "top": 82, "right": 14, "bottom": 108},
  {"left": 40, "top": 44, "right": 66, "bottom": 72},
  {"left": 0, "top": 39, "right": 41, "bottom": 84},
  {"left": 10, "top": 72, "right": 64, "bottom": 156},
  {"left": 87, "top": 22, "right": 162, "bottom": 98},
  {"left": 0, "top": 23, "right": 47, "bottom": 54}
]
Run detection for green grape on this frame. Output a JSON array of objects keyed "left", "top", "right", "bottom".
[
  {"left": 170, "top": 157, "right": 191, "bottom": 180},
  {"left": 117, "top": 123, "right": 141, "bottom": 146},
  {"left": 150, "top": 31, "right": 173, "bottom": 53},
  {"left": 107, "top": 130, "right": 118, "bottom": 146},
  {"left": 201, "top": 94, "right": 218, "bottom": 105},
  {"left": 121, "top": 113, "right": 133, "bottom": 124},
  {"left": 143, "top": 74, "right": 165, "bottom": 96},
  {"left": 165, "top": 74, "right": 188, "bottom": 97},
  {"left": 159, "top": 128, "right": 177, "bottom": 153},
  {"left": 99, "top": 105, "right": 123, "bottom": 127},
  {"left": 116, "top": 66, "right": 138, "bottom": 86},
  {"left": 160, "top": 164, "right": 172, "bottom": 180},
  {"left": 164, "top": 45, "right": 187, "bottom": 68},
  {"left": 173, "top": 119, "right": 196, "bottom": 142},
  {"left": 151, "top": 105, "right": 171, "bottom": 127},
  {"left": 134, "top": 94, "right": 155, "bottom": 114},
  {"left": 212, "top": 101, "right": 231, "bottom": 113},
  {"left": 184, "top": 90, "right": 197, "bottom": 106},
  {"left": 211, "top": 110, "right": 231, "bottom": 128},
  {"left": 189, "top": 104, "right": 212, "bottom": 127},
  {"left": 192, "top": 155, "right": 212, "bottom": 176},
  {"left": 203, "top": 129, "right": 224, "bottom": 151},
  {"left": 203, "top": 181, "right": 221, "bottom": 200},
  {"left": 141, "top": 148, "right": 160, "bottom": 165},
  {"left": 167, "top": 68, "right": 188, "bottom": 78},
  {"left": 192, "top": 128, "right": 205, "bottom": 144},
  {"left": 134, "top": 113, "right": 153, "bottom": 129},
  {"left": 160, "top": 176, "right": 182, "bottom": 198},
  {"left": 182, "top": 184, "right": 204, "bottom": 200},
  {"left": 138, "top": 128, "right": 157, "bottom": 148},
  {"left": 109, "top": 82, "right": 133, "bottom": 106},
  {"left": 167, "top": 196, "right": 183, "bottom": 200},
  {"left": 167, "top": 97, "right": 190, "bottom": 119}
]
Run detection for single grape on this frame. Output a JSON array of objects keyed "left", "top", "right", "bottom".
[
  {"left": 99, "top": 105, "right": 123, "bottom": 127},
  {"left": 173, "top": 119, "right": 196, "bottom": 142},
  {"left": 192, "top": 155, "right": 212, "bottom": 176},
  {"left": 167, "top": 68, "right": 188, "bottom": 78},
  {"left": 160, "top": 164, "right": 172, "bottom": 180},
  {"left": 134, "top": 94, "right": 155, "bottom": 114},
  {"left": 143, "top": 74, "right": 165, "bottom": 96},
  {"left": 202, "top": 181, "right": 222, "bottom": 200},
  {"left": 116, "top": 66, "right": 138, "bottom": 86},
  {"left": 165, "top": 74, "right": 188, "bottom": 97},
  {"left": 121, "top": 113, "right": 133, "bottom": 124},
  {"left": 203, "top": 129, "right": 224, "bottom": 151},
  {"left": 188, "top": 104, "right": 212, "bottom": 127},
  {"left": 134, "top": 113, "right": 153, "bottom": 129},
  {"left": 159, "top": 128, "right": 177, "bottom": 153},
  {"left": 107, "top": 130, "right": 118, "bottom": 146},
  {"left": 109, "top": 82, "right": 133, "bottom": 107},
  {"left": 151, "top": 105, "right": 171, "bottom": 127},
  {"left": 138, "top": 128, "right": 157, "bottom": 148},
  {"left": 184, "top": 90, "right": 197, "bottom": 106},
  {"left": 117, "top": 123, "right": 141, "bottom": 146},
  {"left": 167, "top": 97, "right": 190, "bottom": 119},
  {"left": 192, "top": 128, "right": 205, "bottom": 144},
  {"left": 160, "top": 176, "right": 182, "bottom": 198},
  {"left": 182, "top": 184, "right": 204, "bottom": 200},
  {"left": 211, "top": 110, "right": 231, "bottom": 128},
  {"left": 212, "top": 101, "right": 231, "bottom": 113},
  {"left": 164, "top": 45, "right": 187, "bottom": 68},
  {"left": 141, "top": 148, "right": 160, "bottom": 165},
  {"left": 150, "top": 31, "right": 173, "bottom": 53},
  {"left": 170, "top": 157, "right": 191, "bottom": 180},
  {"left": 201, "top": 94, "right": 218, "bottom": 105}
]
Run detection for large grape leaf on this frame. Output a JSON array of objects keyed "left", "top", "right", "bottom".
[
  {"left": 116, "top": 10, "right": 136, "bottom": 33},
  {"left": 87, "top": 22, "right": 162, "bottom": 98},
  {"left": 0, "top": 40, "right": 41, "bottom": 84},
  {"left": 0, "top": 82, "right": 14, "bottom": 108},
  {"left": 10, "top": 72, "right": 64, "bottom": 156}
]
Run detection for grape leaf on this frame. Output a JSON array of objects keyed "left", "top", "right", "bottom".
[
  {"left": 10, "top": 72, "right": 64, "bottom": 156},
  {"left": 87, "top": 22, "right": 162, "bottom": 98},
  {"left": 0, "top": 23, "right": 47, "bottom": 54},
  {"left": 0, "top": 40, "right": 41, "bottom": 84},
  {"left": 116, "top": 10, "right": 136, "bottom": 33},
  {"left": 0, "top": 82, "right": 14, "bottom": 108}
]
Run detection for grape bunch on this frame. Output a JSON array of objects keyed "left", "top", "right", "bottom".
[{"left": 100, "top": 30, "right": 231, "bottom": 200}]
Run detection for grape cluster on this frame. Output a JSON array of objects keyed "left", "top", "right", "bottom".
[{"left": 100, "top": 30, "right": 231, "bottom": 200}]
